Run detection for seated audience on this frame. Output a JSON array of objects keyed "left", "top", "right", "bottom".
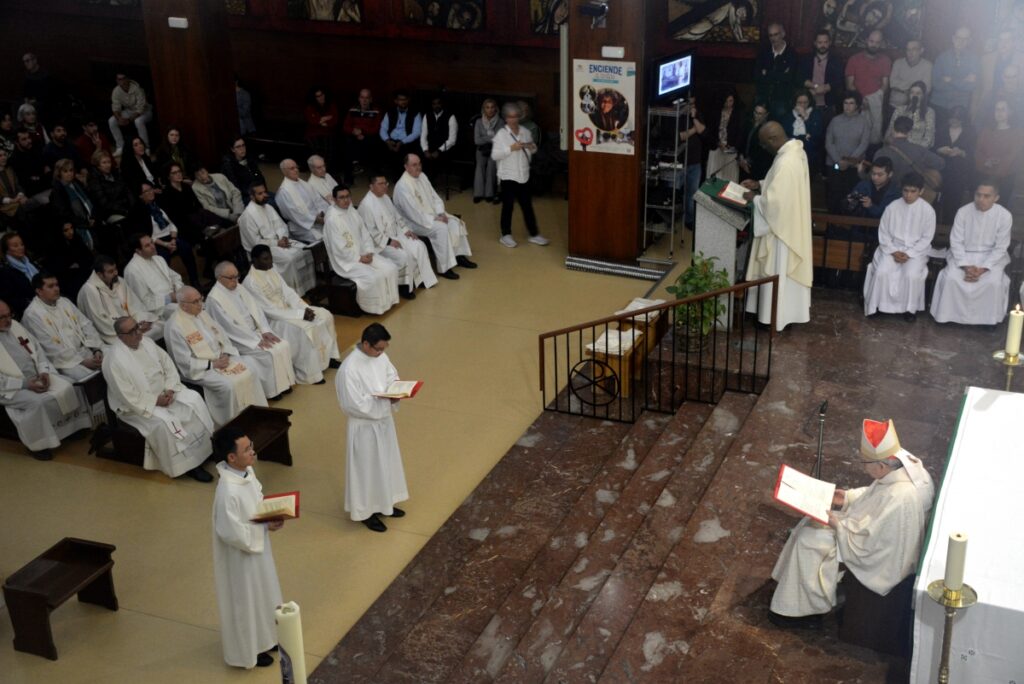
[
  {"left": 10, "top": 129, "right": 51, "bottom": 200},
  {"left": 192, "top": 166, "right": 243, "bottom": 224},
  {"left": 0, "top": 112, "right": 17, "bottom": 157},
  {"left": 706, "top": 90, "right": 744, "bottom": 183},
  {"left": 863, "top": 173, "right": 936, "bottom": 320},
  {"left": 46, "top": 223, "right": 93, "bottom": 299},
  {"left": 419, "top": 94, "right": 458, "bottom": 179},
  {"left": 221, "top": 138, "right": 266, "bottom": 197},
  {"left": 23, "top": 272, "right": 103, "bottom": 382},
  {"left": 974, "top": 99, "right": 1022, "bottom": 199},
  {"left": 845, "top": 157, "right": 900, "bottom": 219},
  {"left": 930, "top": 180, "right": 1012, "bottom": 325},
  {"left": 87, "top": 149, "right": 135, "bottom": 222},
  {"left": 473, "top": 99, "right": 501, "bottom": 203},
  {"left": 22, "top": 52, "right": 68, "bottom": 124},
  {"left": 0, "top": 148, "right": 37, "bottom": 230},
  {"left": 0, "top": 231, "right": 41, "bottom": 317},
  {"left": 50, "top": 158, "right": 96, "bottom": 251},
  {"left": 238, "top": 182, "right": 315, "bottom": 295},
  {"left": 305, "top": 86, "right": 339, "bottom": 168},
  {"left": 885, "top": 81, "right": 935, "bottom": 148},
  {"left": 78, "top": 254, "right": 163, "bottom": 344},
  {"left": 305, "top": 154, "right": 337, "bottom": 203},
  {"left": 874, "top": 116, "right": 945, "bottom": 188},
  {"left": 380, "top": 91, "right": 422, "bottom": 179},
  {"left": 42, "top": 122, "right": 80, "bottom": 169},
  {"left": 163, "top": 162, "right": 231, "bottom": 240},
  {"left": 154, "top": 127, "right": 195, "bottom": 178},
  {"left": 276, "top": 158, "right": 329, "bottom": 243},
  {"left": 128, "top": 182, "right": 200, "bottom": 286},
  {"left": 124, "top": 233, "right": 183, "bottom": 322},
  {"left": 74, "top": 116, "right": 114, "bottom": 166},
  {"left": 825, "top": 92, "right": 871, "bottom": 212},
  {"left": 120, "top": 135, "right": 160, "bottom": 191},
  {"left": 17, "top": 104, "right": 48, "bottom": 148},
  {"left": 934, "top": 106, "right": 977, "bottom": 224},
  {"left": 108, "top": 73, "right": 153, "bottom": 155},
  {"left": 782, "top": 91, "right": 824, "bottom": 175},
  {"left": 341, "top": 88, "right": 382, "bottom": 183}
]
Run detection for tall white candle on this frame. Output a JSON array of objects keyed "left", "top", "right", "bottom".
[
  {"left": 944, "top": 532, "right": 968, "bottom": 592},
  {"left": 275, "top": 601, "right": 307, "bottom": 684},
  {"left": 1007, "top": 305, "right": 1024, "bottom": 357}
]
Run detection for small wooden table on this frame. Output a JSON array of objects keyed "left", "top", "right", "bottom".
[{"left": 585, "top": 329, "right": 645, "bottom": 399}]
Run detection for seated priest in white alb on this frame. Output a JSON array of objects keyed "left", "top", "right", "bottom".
[
  {"left": 306, "top": 154, "right": 338, "bottom": 204},
  {"left": 206, "top": 262, "right": 298, "bottom": 399},
  {"left": 165, "top": 287, "right": 268, "bottom": 428},
  {"left": 0, "top": 299, "right": 91, "bottom": 461},
  {"left": 393, "top": 153, "right": 476, "bottom": 280},
  {"left": 930, "top": 180, "right": 1012, "bottom": 325},
  {"left": 124, "top": 233, "right": 183, "bottom": 322},
  {"left": 193, "top": 166, "right": 244, "bottom": 224},
  {"left": 23, "top": 272, "right": 103, "bottom": 382},
  {"left": 243, "top": 245, "right": 340, "bottom": 373},
  {"left": 769, "top": 418, "right": 934, "bottom": 629},
  {"left": 863, "top": 173, "right": 936, "bottom": 321},
  {"left": 102, "top": 315, "right": 215, "bottom": 482},
  {"left": 359, "top": 173, "right": 438, "bottom": 298},
  {"left": 275, "top": 158, "right": 329, "bottom": 244},
  {"left": 77, "top": 254, "right": 163, "bottom": 345},
  {"left": 323, "top": 184, "right": 400, "bottom": 314},
  {"left": 238, "top": 182, "right": 316, "bottom": 296}
]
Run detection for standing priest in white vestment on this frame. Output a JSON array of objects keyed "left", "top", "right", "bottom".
[
  {"left": 393, "top": 153, "right": 476, "bottom": 280},
  {"left": 359, "top": 173, "right": 438, "bottom": 298},
  {"left": 306, "top": 154, "right": 338, "bottom": 204},
  {"left": 165, "top": 287, "right": 267, "bottom": 428},
  {"left": 123, "top": 233, "right": 183, "bottom": 322},
  {"left": 930, "top": 180, "right": 1012, "bottom": 325},
  {"left": 336, "top": 323, "right": 409, "bottom": 533},
  {"left": 78, "top": 255, "right": 163, "bottom": 344},
  {"left": 276, "top": 158, "right": 329, "bottom": 244},
  {"left": 741, "top": 122, "right": 813, "bottom": 331},
  {"left": 238, "top": 182, "right": 316, "bottom": 296},
  {"left": 102, "top": 316, "right": 214, "bottom": 481},
  {"left": 0, "top": 299, "right": 91, "bottom": 460},
  {"left": 207, "top": 262, "right": 298, "bottom": 399},
  {"left": 769, "top": 418, "right": 934, "bottom": 628},
  {"left": 323, "top": 184, "right": 401, "bottom": 314},
  {"left": 244, "top": 245, "right": 340, "bottom": 373},
  {"left": 23, "top": 273, "right": 103, "bottom": 382},
  {"left": 863, "top": 173, "right": 936, "bottom": 320},
  {"left": 212, "top": 427, "right": 283, "bottom": 670}
]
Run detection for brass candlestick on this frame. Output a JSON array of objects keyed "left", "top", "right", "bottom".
[
  {"left": 991, "top": 350, "right": 1021, "bottom": 392},
  {"left": 926, "top": 581, "right": 978, "bottom": 684}
]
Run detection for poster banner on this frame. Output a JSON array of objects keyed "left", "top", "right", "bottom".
[{"left": 572, "top": 59, "right": 636, "bottom": 155}]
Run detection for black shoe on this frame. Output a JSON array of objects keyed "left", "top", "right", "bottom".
[
  {"left": 903, "top": 312, "right": 917, "bottom": 322},
  {"left": 186, "top": 466, "right": 213, "bottom": 483},
  {"left": 473, "top": 196, "right": 482, "bottom": 204},
  {"left": 314, "top": 378, "right": 326, "bottom": 385},
  {"left": 440, "top": 270, "right": 460, "bottom": 280},
  {"left": 268, "top": 393, "right": 283, "bottom": 401},
  {"left": 456, "top": 256, "right": 478, "bottom": 269},
  {"left": 489, "top": 196, "right": 501, "bottom": 204},
  {"left": 255, "top": 652, "right": 274, "bottom": 667},
  {"left": 400, "top": 285, "right": 417, "bottom": 300},
  {"left": 385, "top": 507, "right": 406, "bottom": 518},
  {"left": 329, "top": 359, "right": 341, "bottom": 369},
  {"left": 30, "top": 449, "right": 54, "bottom": 461},
  {"left": 362, "top": 514, "right": 387, "bottom": 532},
  {"left": 767, "top": 610, "right": 823, "bottom": 630}
]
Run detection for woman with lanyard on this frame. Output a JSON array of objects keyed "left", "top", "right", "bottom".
[{"left": 491, "top": 102, "right": 550, "bottom": 248}]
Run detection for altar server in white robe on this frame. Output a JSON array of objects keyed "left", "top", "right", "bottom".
[
  {"left": 769, "top": 418, "right": 934, "bottom": 626},
  {"left": 931, "top": 181, "right": 1012, "bottom": 325},
  {"left": 359, "top": 173, "right": 438, "bottom": 297},
  {"left": 275, "top": 158, "right": 329, "bottom": 243},
  {"left": 863, "top": 173, "right": 936, "bottom": 319},
  {"left": 212, "top": 428, "right": 283, "bottom": 669},
  {"left": 123, "top": 233, "right": 183, "bottom": 322},
  {"left": 306, "top": 154, "right": 338, "bottom": 203},
  {"left": 0, "top": 299, "right": 91, "bottom": 460},
  {"left": 393, "top": 153, "right": 476, "bottom": 279},
  {"left": 23, "top": 273, "right": 103, "bottom": 382},
  {"left": 243, "top": 245, "right": 340, "bottom": 373},
  {"left": 165, "top": 287, "right": 267, "bottom": 428},
  {"left": 103, "top": 316, "right": 214, "bottom": 481},
  {"left": 741, "top": 123, "right": 813, "bottom": 331},
  {"left": 336, "top": 323, "right": 409, "bottom": 532},
  {"left": 78, "top": 255, "right": 163, "bottom": 344},
  {"left": 238, "top": 182, "right": 316, "bottom": 296},
  {"left": 323, "top": 184, "right": 400, "bottom": 315},
  {"left": 207, "top": 262, "right": 298, "bottom": 398}
]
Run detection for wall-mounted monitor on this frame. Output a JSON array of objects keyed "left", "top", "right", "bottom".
[{"left": 653, "top": 52, "right": 692, "bottom": 103}]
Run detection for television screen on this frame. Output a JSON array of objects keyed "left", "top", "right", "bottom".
[{"left": 656, "top": 54, "right": 692, "bottom": 98}]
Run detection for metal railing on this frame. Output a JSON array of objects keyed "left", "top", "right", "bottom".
[{"left": 538, "top": 276, "right": 778, "bottom": 423}]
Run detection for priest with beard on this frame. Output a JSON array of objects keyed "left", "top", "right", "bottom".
[
  {"left": 77, "top": 254, "right": 163, "bottom": 344},
  {"left": 23, "top": 272, "right": 103, "bottom": 382},
  {"left": 238, "top": 182, "right": 316, "bottom": 296}
]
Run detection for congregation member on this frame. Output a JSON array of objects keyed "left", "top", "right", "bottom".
[
  {"left": 108, "top": 73, "right": 153, "bottom": 155},
  {"left": 324, "top": 184, "right": 401, "bottom": 313},
  {"left": 42, "top": 122, "right": 80, "bottom": 169},
  {"left": 23, "top": 272, "right": 103, "bottom": 381},
  {"left": 50, "top": 158, "right": 96, "bottom": 250},
  {"left": 1, "top": 113, "right": 18, "bottom": 157},
  {"left": 935, "top": 106, "right": 977, "bottom": 223},
  {"left": 78, "top": 255, "right": 163, "bottom": 344},
  {"left": 165, "top": 286, "right": 267, "bottom": 428},
  {"left": 221, "top": 138, "right": 267, "bottom": 197},
  {"left": 103, "top": 315, "right": 214, "bottom": 481},
  {"left": 0, "top": 298, "right": 91, "bottom": 461},
  {"left": 845, "top": 30, "right": 891, "bottom": 145},
  {"left": 17, "top": 104, "right": 48, "bottom": 148},
  {"left": 492, "top": 101, "right": 550, "bottom": 247},
  {"left": 243, "top": 245, "right": 339, "bottom": 376},
  {"left": 0, "top": 232, "right": 42, "bottom": 316},
  {"left": 238, "top": 182, "right": 316, "bottom": 295},
  {"left": 119, "top": 136, "right": 159, "bottom": 192},
  {"left": 10, "top": 129, "right": 50, "bottom": 200},
  {"left": 974, "top": 99, "right": 1022, "bottom": 198},
  {"left": 753, "top": 23, "right": 799, "bottom": 121},
  {"left": 769, "top": 419, "right": 934, "bottom": 628},
  {"left": 192, "top": 166, "right": 243, "bottom": 224},
  {"left": 824, "top": 93, "right": 871, "bottom": 212},
  {"left": 21, "top": 52, "right": 66, "bottom": 124},
  {"left": 874, "top": 117, "right": 945, "bottom": 188},
  {"left": 162, "top": 163, "right": 231, "bottom": 239},
  {"left": 706, "top": 91, "right": 744, "bottom": 182},
  {"left": 781, "top": 91, "right": 824, "bottom": 174},
  {"left": 419, "top": 95, "right": 458, "bottom": 178},
  {"left": 0, "top": 148, "right": 36, "bottom": 228},
  {"left": 676, "top": 95, "right": 706, "bottom": 230},
  {"left": 517, "top": 100, "right": 542, "bottom": 145},
  {"left": 86, "top": 150, "right": 135, "bottom": 225},
  {"left": 379, "top": 91, "right": 422, "bottom": 179},
  {"left": 931, "top": 180, "right": 1012, "bottom": 325},
  {"left": 124, "top": 233, "right": 183, "bottom": 322},
  {"left": 884, "top": 82, "right": 935, "bottom": 148},
  {"left": 49, "top": 222, "right": 94, "bottom": 299},
  {"left": 275, "top": 158, "right": 329, "bottom": 243},
  {"left": 335, "top": 323, "right": 409, "bottom": 533},
  {"left": 738, "top": 102, "right": 774, "bottom": 181},
  {"left": 154, "top": 127, "right": 195, "bottom": 178},
  {"left": 341, "top": 88, "right": 382, "bottom": 184},
  {"left": 211, "top": 427, "right": 284, "bottom": 670},
  {"left": 845, "top": 157, "right": 900, "bottom": 219},
  {"left": 131, "top": 182, "right": 200, "bottom": 286},
  {"left": 799, "top": 30, "right": 845, "bottom": 125},
  {"left": 931, "top": 27, "right": 980, "bottom": 123},
  {"left": 394, "top": 153, "right": 479, "bottom": 270},
  {"left": 975, "top": 30, "right": 1019, "bottom": 120},
  {"left": 358, "top": 174, "right": 438, "bottom": 297},
  {"left": 863, "top": 173, "right": 936, "bottom": 320},
  {"left": 473, "top": 98, "right": 501, "bottom": 204},
  {"left": 74, "top": 117, "right": 114, "bottom": 166},
  {"left": 305, "top": 154, "right": 337, "bottom": 203},
  {"left": 740, "top": 122, "right": 812, "bottom": 331},
  {"left": 206, "top": 261, "right": 298, "bottom": 399},
  {"left": 889, "top": 39, "right": 932, "bottom": 111},
  {"left": 236, "top": 79, "right": 255, "bottom": 137},
  {"left": 304, "top": 87, "right": 339, "bottom": 169}
]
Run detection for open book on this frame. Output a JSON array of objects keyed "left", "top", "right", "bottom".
[
  {"left": 717, "top": 180, "right": 750, "bottom": 207},
  {"left": 772, "top": 465, "right": 835, "bottom": 525},
  {"left": 373, "top": 380, "right": 423, "bottom": 399},
  {"left": 250, "top": 491, "right": 300, "bottom": 523}
]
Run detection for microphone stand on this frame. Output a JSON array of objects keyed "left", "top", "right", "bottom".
[{"left": 812, "top": 400, "right": 828, "bottom": 479}]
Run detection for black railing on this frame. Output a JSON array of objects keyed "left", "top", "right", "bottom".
[{"left": 538, "top": 276, "right": 778, "bottom": 423}]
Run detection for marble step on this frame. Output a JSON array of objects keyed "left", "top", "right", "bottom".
[
  {"left": 366, "top": 414, "right": 646, "bottom": 682},
  {"left": 536, "top": 392, "right": 759, "bottom": 683},
  {"left": 309, "top": 412, "right": 628, "bottom": 684},
  {"left": 449, "top": 405, "right": 712, "bottom": 683}
]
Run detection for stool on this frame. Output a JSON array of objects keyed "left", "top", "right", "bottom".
[{"left": 837, "top": 571, "right": 915, "bottom": 656}]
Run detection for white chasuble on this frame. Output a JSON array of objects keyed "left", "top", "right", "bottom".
[
  {"left": 276, "top": 177, "right": 328, "bottom": 244},
  {"left": 123, "top": 252, "right": 183, "bottom": 320},
  {"left": 358, "top": 192, "right": 438, "bottom": 290},
  {"left": 393, "top": 171, "right": 471, "bottom": 274},
  {"left": 77, "top": 271, "right": 163, "bottom": 344},
  {"left": 238, "top": 201, "right": 316, "bottom": 295},
  {"left": 323, "top": 205, "right": 399, "bottom": 315},
  {"left": 23, "top": 296, "right": 102, "bottom": 378},
  {"left": 863, "top": 198, "right": 936, "bottom": 315}
]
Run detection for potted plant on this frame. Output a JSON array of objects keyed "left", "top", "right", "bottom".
[{"left": 666, "top": 252, "right": 730, "bottom": 351}]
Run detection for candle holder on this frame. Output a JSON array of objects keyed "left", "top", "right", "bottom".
[
  {"left": 926, "top": 580, "right": 978, "bottom": 684},
  {"left": 991, "top": 350, "right": 1021, "bottom": 392}
]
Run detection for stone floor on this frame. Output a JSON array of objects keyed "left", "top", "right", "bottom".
[{"left": 310, "top": 287, "right": 1009, "bottom": 683}]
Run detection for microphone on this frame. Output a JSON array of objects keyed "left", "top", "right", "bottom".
[
  {"left": 813, "top": 400, "right": 828, "bottom": 478},
  {"left": 818, "top": 400, "right": 828, "bottom": 417}
]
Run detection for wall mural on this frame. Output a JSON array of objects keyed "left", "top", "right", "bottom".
[
  {"left": 819, "top": 0, "right": 924, "bottom": 48},
  {"left": 403, "top": 0, "right": 485, "bottom": 30},
  {"left": 225, "top": 0, "right": 247, "bottom": 15},
  {"left": 287, "top": 0, "right": 363, "bottom": 22},
  {"left": 668, "top": 0, "right": 761, "bottom": 43},
  {"left": 531, "top": 0, "right": 568, "bottom": 34}
]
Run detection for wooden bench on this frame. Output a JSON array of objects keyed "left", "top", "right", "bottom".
[
  {"left": 585, "top": 328, "right": 646, "bottom": 399},
  {"left": 3, "top": 538, "right": 118, "bottom": 660},
  {"left": 837, "top": 570, "right": 915, "bottom": 657},
  {"left": 0, "top": 373, "right": 108, "bottom": 449}
]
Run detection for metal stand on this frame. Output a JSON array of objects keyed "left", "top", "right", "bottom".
[
  {"left": 642, "top": 99, "right": 690, "bottom": 257},
  {"left": 991, "top": 350, "right": 1021, "bottom": 392},
  {"left": 812, "top": 400, "right": 827, "bottom": 479},
  {"left": 926, "top": 581, "right": 978, "bottom": 684}
]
